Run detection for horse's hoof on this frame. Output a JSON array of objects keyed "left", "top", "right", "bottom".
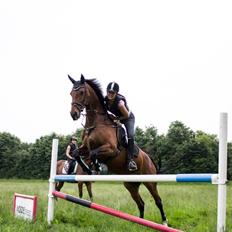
[{"left": 162, "top": 220, "right": 168, "bottom": 226}]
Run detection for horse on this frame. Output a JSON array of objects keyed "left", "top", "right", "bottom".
[
  {"left": 55, "top": 158, "right": 93, "bottom": 201},
  {"left": 68, "top": 74, "right": 168, "bottom": 225}
]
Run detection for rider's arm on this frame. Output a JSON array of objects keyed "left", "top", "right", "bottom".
[
  {"left": 117, "top": 100, "right": 130, "bottom": 121},
  {"left": 66, "top": 145, "right": 74, "bottom": 159}
]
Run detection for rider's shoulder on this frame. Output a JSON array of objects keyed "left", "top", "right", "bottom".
[{"left": 116, "top": 94, "right": 126, "bottom": 101}]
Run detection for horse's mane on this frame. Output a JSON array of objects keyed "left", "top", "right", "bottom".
[{"left": 85, "top": 79, "right": 107, "bottom": 112}]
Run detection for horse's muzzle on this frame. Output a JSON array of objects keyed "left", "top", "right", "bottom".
[{"left": 70, "top": 111, "right": 80, "bottom": 120}]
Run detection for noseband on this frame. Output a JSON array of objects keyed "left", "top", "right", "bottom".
[{"left": 71, "top": 101, "right": 85, "bottom": 112}]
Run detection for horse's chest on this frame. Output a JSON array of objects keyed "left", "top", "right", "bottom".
[
  {"left": 87, "top": 132, "right": 104, "bottom": 147},
  {"left": 87, "top": 128, "right": 115, "bottom": 148}
]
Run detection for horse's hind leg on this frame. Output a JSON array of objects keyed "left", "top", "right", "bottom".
[
  {"left": 144, "top": 182, "right": 168, "bottom": 225},
  {"left": 78, "top": 182, "right": 83, "bottom": 198},
  {"left": 123, "top": 182, "right": 145, "bottom": 218}
]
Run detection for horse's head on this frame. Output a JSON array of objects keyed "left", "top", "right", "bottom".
[
  {"left": 69, "top": 74, "right": 107, "bottom": 121},
  {"left": 68, "top": 74, "right": 88, "bottom": 120}
]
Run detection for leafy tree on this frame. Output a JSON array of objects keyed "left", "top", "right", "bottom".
[
  {"left": 160, "top": 121, "right": 194, "bottom": 173},
  {"left": 227, "top": 142, "right": 232, "bottom": 180},
  {"left": 0, "top": 132, "right": 23, "bottom": 177},
  {"left": 135, "top": 127, "right": 146, "bottom": 148},
  {"left": 135, "top": 126, "right": 162, "bottom": 171}
]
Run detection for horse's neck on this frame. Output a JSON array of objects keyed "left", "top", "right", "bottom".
[
  {"left": 86, "top": 109, "right": 110, "bottom": 126},
  {"left": 87, "top": 87, "right": 105, "bottom": 113},
  {"left": 86, "top": 89, "right": 108, "bottom": 125}
]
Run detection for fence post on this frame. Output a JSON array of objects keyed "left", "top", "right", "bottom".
[
  {"left": 217, "top": 113, "right": 227, "bottom": 232},
  {"left": 47, "top": 138, "right": 58, "bottom": 224}
]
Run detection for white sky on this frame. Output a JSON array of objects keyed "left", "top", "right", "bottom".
[{"left": 0, "top": 0, "right": 232, "bottom": 143}]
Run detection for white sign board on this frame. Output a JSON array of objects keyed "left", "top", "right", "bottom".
[{"left": 13, "top": 193, "right": 37, "bottom": 221}]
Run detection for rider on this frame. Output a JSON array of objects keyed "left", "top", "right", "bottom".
[
  {"left": 66, "top": 136, "right": 92, "bottom": 175},
  {"left": 104, "top": 82, "right": 138, "bottom": 171}
]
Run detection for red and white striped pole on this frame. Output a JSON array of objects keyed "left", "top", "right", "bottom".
[{"left": 53, "top": 191, "right": 183, "bottom": 232}]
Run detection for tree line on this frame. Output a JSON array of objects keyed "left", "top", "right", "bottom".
[{"left": 0, "top": 120, "right": 231, "bottom": 179}]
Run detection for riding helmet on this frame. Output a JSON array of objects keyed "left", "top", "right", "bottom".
[
  {"left": 107, "top": 82, "right": 119, "bottom": 93},
  {"left": 71, "top": 136, "right": 78, "bottom": 141}
]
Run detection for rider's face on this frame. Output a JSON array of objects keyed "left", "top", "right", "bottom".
[
  {"left": 107, "top": 91, "right": 117, "bottom": 100},
  {"left": 72, "top": 139, "right": 77, "bottom": 144}
]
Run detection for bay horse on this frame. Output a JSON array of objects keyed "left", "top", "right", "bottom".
[
  {"left": 55, "top": 159, "right": 93, "bottom": 201},
  {"left": 68, "top": 74, "right": 168, "bottom": 225}
]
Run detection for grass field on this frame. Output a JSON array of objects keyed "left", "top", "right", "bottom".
[{"left": 0, "top": 179, "right": 231, "bottom": 232}]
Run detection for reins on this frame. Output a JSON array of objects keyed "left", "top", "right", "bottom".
[{"left": 80, "top": 111, "right": 119, "bottom": 131}]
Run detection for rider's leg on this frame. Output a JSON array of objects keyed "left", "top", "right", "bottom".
[
  {"left": 127, "top": 137, "right": 137, "bottom": 171},
  {"left": 67, "top": 159, "right": 76, "bottom": 174},
  {"left": 124, "top": 115, "right": 137, "bottom": 171}
]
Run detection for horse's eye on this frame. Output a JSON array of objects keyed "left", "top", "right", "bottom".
[{"left": 79, "top": 90, "right": 84, "bottom": 96}]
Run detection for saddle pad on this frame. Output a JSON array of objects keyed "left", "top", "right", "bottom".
[
  {"left": 62, "top": 161, "right": 79, "bottom": 174},
  {"left": 62, "top": 161, "right": 69, "bottom": 174}
]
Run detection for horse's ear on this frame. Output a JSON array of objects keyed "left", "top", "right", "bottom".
[
  {"left": 80, "top": 74, "right": 85, "bottom": 84},
  {"left": 68, "top": 75, "right": 76, "bottom": 84}
]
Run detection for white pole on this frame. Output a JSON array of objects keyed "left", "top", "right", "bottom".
[
  {"left": 217, "top": 113, "right": 228, "bottom": 232},
  {"left": 47, "top": 138, "right": 58, "bottom": 224},
  {"left": 53, "top": 173, "right": 218, "bottom": 183}
]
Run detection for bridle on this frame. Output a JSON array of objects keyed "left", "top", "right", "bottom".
[
  {"left": 71, "top": 83, "right": 107, "bottom": 116},
  {"left": 71, "top": 82, "right": 117, "bottom": 130},
  {"left": 71, "top": 101, "right": 85, "bottom": 113},
  {"left": 71, "top": 85, "right": 86, "bottom": 113}
]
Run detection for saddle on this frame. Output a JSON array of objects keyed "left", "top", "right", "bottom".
[{"left": 116, "top": 125, "right": 139, "bottom": 157}]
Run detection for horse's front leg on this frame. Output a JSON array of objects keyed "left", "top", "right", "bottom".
[
  {"left": 90, "top": 144, "right": 119, "bottom": 160},
  {"left": 55, "top": 181, "right": 64, "bottom": 191}
]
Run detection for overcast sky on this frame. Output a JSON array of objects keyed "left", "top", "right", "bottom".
[{"left": 0, "top": 0, "right": 232, "bottom": 143}]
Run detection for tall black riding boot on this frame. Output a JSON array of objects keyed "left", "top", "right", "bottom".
[
  {"left": 67, "top": 159, "right": 76, "bottom": 174},
  {"left": 127, "top": 138, "right": 137, "bottom": 171}
]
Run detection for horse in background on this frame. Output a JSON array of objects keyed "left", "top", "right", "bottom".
[
  {"left": 67, "top": 74, "right": 168, "bottom": 225},
  {"left": 55, "top": 158, "right": 93, "bottom": 201}
]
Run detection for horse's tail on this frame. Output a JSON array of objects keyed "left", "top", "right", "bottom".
[{"left": 150, "top": 155, "right": 161, "bottom": 174}]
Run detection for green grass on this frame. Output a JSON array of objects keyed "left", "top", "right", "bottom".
[{"left": 0, "top": 179, "right": 231, "bottom": 232}]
